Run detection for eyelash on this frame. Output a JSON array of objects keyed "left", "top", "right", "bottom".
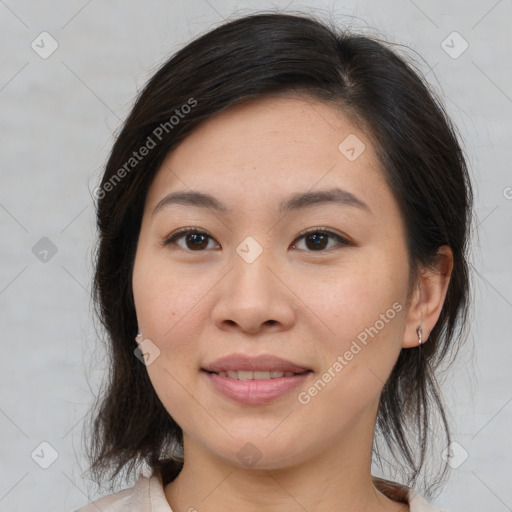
[{"left": 162, "top": 227, "right": 352, "bottom": 252}]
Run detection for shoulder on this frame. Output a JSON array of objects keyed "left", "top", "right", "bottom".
[
  {"left": 74, "top": 470, "right": 172, "bottom": 512},
  {"left": 373, "top": 476, "right": 450, "bottom": 512},
  {"left": 74, "top": 484, "right": 139, "bottom": 512},
  {"left": 408, "top": 489, "right": 451, "bottom": 512}
]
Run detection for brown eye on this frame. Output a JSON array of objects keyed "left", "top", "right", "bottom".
[
  {"left": 184, "top": 232, "right": 209, "bottom": 250},
  {"left": 292, "top": 229, "right": 350, "bottom": 252},
  {"left": 305, "top": 232, "right": 328, "bottom": 250},
  {"left": 164, "top": 229, "right": 220, "bottom": 251}
]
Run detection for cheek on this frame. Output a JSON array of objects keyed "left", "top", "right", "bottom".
[
  {"left": 296, "top": 268, "right": 407, "bottom": 429},
  {"left": 294, "top": 255, "right": 409, "bottom": 400},
  {"left": 132, "top": 244, "right": 214, "bottom": 342},
  {"left": 132, "top": 252, "right": 210, "bottom": 429},
  {"left": 299, "top": 257, "right": 405, "bottom": 337},
  {"left": 132, "top": 248, "right": 209, "bottom": 404}
]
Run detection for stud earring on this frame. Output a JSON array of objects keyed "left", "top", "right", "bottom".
[
  {"left": 417, "top": 326, "right": 423, "bottom": 345},
  {"left": 135, "top": 331, "right": 142, "bottom": 342}
]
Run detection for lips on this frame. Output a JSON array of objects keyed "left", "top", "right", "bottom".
[
  {"left": 215, "top": 370, "right": 300, "bottom": 380},
  {"left": 202, "top": 354, "right": 312, "bottom": 404},
  {"left": 202, "top": 354, "right": 310, "bottom": 376}
]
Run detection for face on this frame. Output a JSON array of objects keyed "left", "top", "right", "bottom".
[{"left": 132, "top": 93, "right": 412, "bottom": 470}]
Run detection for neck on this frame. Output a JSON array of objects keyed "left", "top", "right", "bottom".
[{"left": 164, "top": 404, "right": 407, "bottom": 512}]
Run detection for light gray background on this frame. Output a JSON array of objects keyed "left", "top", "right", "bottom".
[{"left": 0, "top": 1, "right": 510, "bottom": 511}]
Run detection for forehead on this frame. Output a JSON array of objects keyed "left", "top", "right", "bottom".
[{"left": 144, "top": 94, "right": 393, "bottom": 220}]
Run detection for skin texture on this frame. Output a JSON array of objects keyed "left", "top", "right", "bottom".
[{"left": 132, "top": 93, "right": 453, "bottom": 512}]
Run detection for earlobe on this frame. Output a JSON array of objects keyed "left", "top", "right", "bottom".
[{"left": 402, "top": 245, "right": 453, "bottom": 349}]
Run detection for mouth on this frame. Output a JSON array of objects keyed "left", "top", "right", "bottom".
[
  {"left": 204, "top": 369, "right": 309, "bottom": 380},
  {"left": 201, "top": 354, "right": 312, "bottom": 405},
  {"left": 202, "top": 353, "right": 311, "bottom": 374}
]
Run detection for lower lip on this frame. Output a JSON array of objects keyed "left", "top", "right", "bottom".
[{"left": 204, "top": 371, "right": 311, "bottom": 405}]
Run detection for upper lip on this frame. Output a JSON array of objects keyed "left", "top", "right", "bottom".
[{"left": 202, "top": 354, "right": 310, "bottom": 373}]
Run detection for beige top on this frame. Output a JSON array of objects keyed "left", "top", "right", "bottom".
[{"left": 74, "top": 471, "right": 449, "bottom": 512}]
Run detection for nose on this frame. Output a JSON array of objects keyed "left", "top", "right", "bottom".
[{"left": 211, "top": 249, "right": 297, "bottom": 335}]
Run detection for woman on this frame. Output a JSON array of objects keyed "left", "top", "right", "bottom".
[{"left": 78, "top": 12, "right": 472, "bottom": 512}]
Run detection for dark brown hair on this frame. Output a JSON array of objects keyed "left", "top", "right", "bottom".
[{"left": 84, "top": 11, "right": 473, "bottom": 498}]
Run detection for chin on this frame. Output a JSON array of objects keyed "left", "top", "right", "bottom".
[{"left": 202, "top": 433, "right": 307, "bottom": 471}]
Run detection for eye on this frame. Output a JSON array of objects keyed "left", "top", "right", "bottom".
[
  {"left": 291, "top": 228, "right": 351, "bottom": 252},
  {"left": 163, "top": 227, "right": 351, "bottom": 253},
  {"left": 163, "top": 228, "right": 220, "bottom": 251}
]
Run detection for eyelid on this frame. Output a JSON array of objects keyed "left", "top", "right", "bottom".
[
  {"left": 162, "top": 227, "right": 352, "bottom": 251},
  {"left": 163, "top": 227, "right": 219, "bottom": 249},
  {"left": 290, "top": 227, "right": 352, "bottom": 250}
]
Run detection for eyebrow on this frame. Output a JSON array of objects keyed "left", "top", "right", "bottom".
[{"left": 152, "top": 187, "right": 372, "bottom": 217}]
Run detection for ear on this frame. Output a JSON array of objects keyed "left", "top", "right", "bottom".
[{"left": 402, "top": 245, "right": 454, "bottom": 348}]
